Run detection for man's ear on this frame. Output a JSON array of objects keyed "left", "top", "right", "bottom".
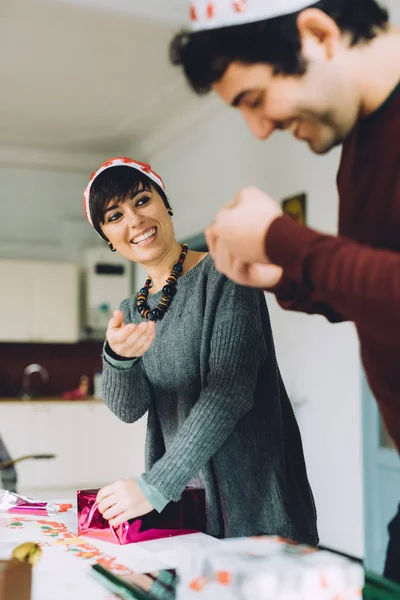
[{"left": 297, "top": 8, "right": 342, "bottom": 61}]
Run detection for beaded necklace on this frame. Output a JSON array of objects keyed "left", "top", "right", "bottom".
[{"left": 136, "top": 244, "right": 189, "bottom": 322}]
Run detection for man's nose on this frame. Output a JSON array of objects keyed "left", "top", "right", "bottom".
[{"left": 248, "top": 115, "right": 276, "bottom": 141}]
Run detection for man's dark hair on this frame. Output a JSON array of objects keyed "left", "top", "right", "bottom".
[
  {"left": 89, "top": 166, "right": 171, "bottom": 241},
  {"left": 170, "top": 0, "right": 389, "bottom": 94}
]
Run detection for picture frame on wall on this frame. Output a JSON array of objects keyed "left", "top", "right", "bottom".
[{"left": 281, "top": 192, "right": 307, "bottom": 225}]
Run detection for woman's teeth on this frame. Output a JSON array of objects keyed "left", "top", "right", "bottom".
[{"left": 133, "top": 228, "right": 156, "bottom": 245}]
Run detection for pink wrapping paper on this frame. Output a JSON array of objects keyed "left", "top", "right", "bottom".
[{"left": 77, "top": 488, "right": 206, "bottom": 544}]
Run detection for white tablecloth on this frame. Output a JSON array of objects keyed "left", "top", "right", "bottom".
[{"left": 0, "top": 501, "right": 222, "bottom": 599}]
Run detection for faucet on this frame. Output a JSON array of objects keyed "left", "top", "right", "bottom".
[{"left": 21, "top": 364, "right": 49, "bottom": 400}]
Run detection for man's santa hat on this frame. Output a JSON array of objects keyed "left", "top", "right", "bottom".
[{"left": 190, "top": 0, "right": 313, "bottom": 31}]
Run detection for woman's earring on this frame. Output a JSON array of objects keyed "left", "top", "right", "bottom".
[
  {"left": 108, "top": 243, "right": 116, "bottom": 252},
  {"left": 168, "top": 210, "right": 173, "bottom": 217}
]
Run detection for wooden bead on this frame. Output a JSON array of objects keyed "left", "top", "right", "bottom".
[{"left": 135, "top": 244, "right": 188, "bottom": 322}]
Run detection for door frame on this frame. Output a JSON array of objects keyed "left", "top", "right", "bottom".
[{"left": 362, "top": 372, "right": 399, "bottom": 573}]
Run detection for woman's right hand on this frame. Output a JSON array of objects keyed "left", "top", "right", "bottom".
[{"left": 106, "top": 310, "right": 156, "bottom": 358}]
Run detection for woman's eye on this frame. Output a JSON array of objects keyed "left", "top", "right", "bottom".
[
  {"left": 107, "top": 211, "right": 122, "bottom": 223},
  {"left": 136, "top": 195, "right": 151, "bottom": 207}
]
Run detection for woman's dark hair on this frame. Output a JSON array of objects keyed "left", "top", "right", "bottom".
[
  {"left": 170, "top": 0, "right": 389, "bottom": 94},
  {"left": 89, "top": 166, "right": 172, "bottom": 241}
]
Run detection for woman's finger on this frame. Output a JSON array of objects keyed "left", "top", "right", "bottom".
[
  {"left": 97, "top": 495, "right": 118, "bottom": 515},
  {"left": 109, "top": 498, "right": 153, "bottom": 527},
  {"left": 110, "top": 322, "right": 138, "bottom": 346},
  {"left": 109, "top": 322, "right": 151, "bottom": 355},
  {"left": 96, "top": 483, "right": 116, "bottom": 503},
  {"left": 129, "top": 324, "right": 156, "bottom": 356},
  {"left": 103, "top": 502, "right": 125, "bottom": 521},
  {"left": 109, "top": 509, "right": 136, "bottom": 528},
  {"left": 126, "top": 322, "right": 155, "bottom": 352}
]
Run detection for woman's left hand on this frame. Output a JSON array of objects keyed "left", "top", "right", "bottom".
[{"left": 96, "top": 478, "right": 154, "bottom": 527}]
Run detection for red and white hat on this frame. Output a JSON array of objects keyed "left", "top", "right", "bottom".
[
  {"left": 190, "top": 0, "right": 313, "bottom": 31},
  {"left": 84, "top": 156, "right": 165, "bottom": 227}
]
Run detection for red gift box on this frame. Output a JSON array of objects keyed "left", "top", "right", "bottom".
[{"left": 77, "top": 488, "right": 206, "bottom": 544}]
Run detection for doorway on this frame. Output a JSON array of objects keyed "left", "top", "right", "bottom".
[{"left": 363, "top": 374, "right": 400, "bottom": 573}]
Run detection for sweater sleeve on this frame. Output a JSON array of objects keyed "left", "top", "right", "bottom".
[
  {"left": 266, "top": 215, "right": 400, "bottom": 335},
  {"left": 142, "top": 309, "right": 267, "bottom": 502},
  {"left": 100, "top": 297, "right": 152, "bottom": 423},
  {"left": 103, "top": 340, "right": 141, "bottom": 369},
  {"left": 269, "top": 275, "right": 345, "bottom": 324},
  {"left": 101, "top": 356, "right": 152, "bottom": 423}
]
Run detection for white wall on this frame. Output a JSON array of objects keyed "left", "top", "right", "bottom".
[
  {"left": 0, "top": 151, "right": 109, "bottom": 262},
  {"left": 145, "top": 108, "right": 364, "bottom": 557},
  {"left": 386, "top": 0, "right": 400, "bottom": 23}
]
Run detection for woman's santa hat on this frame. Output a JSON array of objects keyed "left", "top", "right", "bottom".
[{"left": 84, "top": 157, "right": 165, "bottom": 227}]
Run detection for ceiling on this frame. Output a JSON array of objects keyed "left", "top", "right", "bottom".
[
  {"left": 0, "top": 0, "right": 205, "bottom": 156},
  {"left": 2, "top": 0, "right": 400, "bottom": 161}
]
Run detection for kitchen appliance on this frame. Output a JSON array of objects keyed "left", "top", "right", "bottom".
[{"left": 82, "top": 247, "right": 132, "bottom": 333}]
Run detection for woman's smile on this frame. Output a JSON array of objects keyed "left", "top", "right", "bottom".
[{"left": 131, "top": 226, "right": 158, "bottom": 246}]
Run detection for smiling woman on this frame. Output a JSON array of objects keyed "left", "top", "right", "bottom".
[
  {"left": 82, "top": 157, "right": 318, "bottom": 544},
  {"left": 91, "top": 169, "right": 173, "bottom": 267},
  {"left": 86, "top": 158, "right": 172, "bottom": 237}
]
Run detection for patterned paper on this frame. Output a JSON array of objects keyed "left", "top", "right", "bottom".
[{"left": 0, "top": 512, "right": 170, "bottom": 600}]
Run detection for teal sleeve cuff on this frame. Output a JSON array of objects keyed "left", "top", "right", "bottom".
[
  {"left": 103, "top": 347, "right": 140, "bottom": 370},
  {"left": 137, "top": 475, "right": 170, "bottom": 513}
]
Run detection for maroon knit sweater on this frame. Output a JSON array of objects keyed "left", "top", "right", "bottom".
[{"left": 266, "top": 82, "right": 400, "bottom": 451}]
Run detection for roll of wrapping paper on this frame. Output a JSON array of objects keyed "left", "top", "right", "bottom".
[
  {"left": 363, "top": 570, "right": 400, "bottom": 599},
  {"left": 8, "top": 502, "right": 72, "bottom": 516},
  {"left": 91, "top": 564, "right": 176, "bottom": 600}
]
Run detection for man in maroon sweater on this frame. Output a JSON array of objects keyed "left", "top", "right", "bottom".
[{"left": 171, "top": 0, "right": 400, "bottom": 583}]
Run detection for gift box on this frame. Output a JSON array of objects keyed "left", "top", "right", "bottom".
[
  {"left": 176, "top": 536, "right": 365, "bottom": 600},
  {"left": 77, "top": 488, "right": 206, "bottom": 544},
  {"left": 0, "top": 560, "right": 31, "bottom": 600}
]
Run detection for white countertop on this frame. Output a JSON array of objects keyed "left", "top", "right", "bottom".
[{"left": 0, "top": 397, "right": 103, "bottom": 404}]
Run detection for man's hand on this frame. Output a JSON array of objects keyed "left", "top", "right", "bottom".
[
  {"left": 206, "top": 247, "right": 283, "bottom": 288},
  {"left": 96, "top": 478, "right": 154, "bottom": 527},
  {"left": 106, "top": 310, "right": 155, "bottom": 358},
  {"left": 208, "top": 186, "right": 283, "bottom": 265}
]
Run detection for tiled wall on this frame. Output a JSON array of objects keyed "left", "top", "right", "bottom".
[{"left": 0, "top": 341, "right": 103, "bottom": 397}]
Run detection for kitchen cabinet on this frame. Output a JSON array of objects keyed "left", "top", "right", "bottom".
[
  {"left": 0, "top": 400, "right": 146, "bottom": 497},
  {"left": 0, "top": 260, "right": 34, "bottom": 342},
  {"left": 0, "top": 259, "right": 79, "bottom": 343}
]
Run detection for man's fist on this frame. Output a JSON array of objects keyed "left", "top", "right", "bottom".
[
  {"left": 210, "top": 187, "right": 282, "bottom": 265},
  {"left": 206, "top": 187, "right": 283, "bottom": 288}
]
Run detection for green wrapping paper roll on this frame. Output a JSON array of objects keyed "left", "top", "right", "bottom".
[
  {"left": 91, "top": 564, "right": 176, "bottom": 600},
  {"left": 363, "top": 570, "right": 400, "bottom": 599}
]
